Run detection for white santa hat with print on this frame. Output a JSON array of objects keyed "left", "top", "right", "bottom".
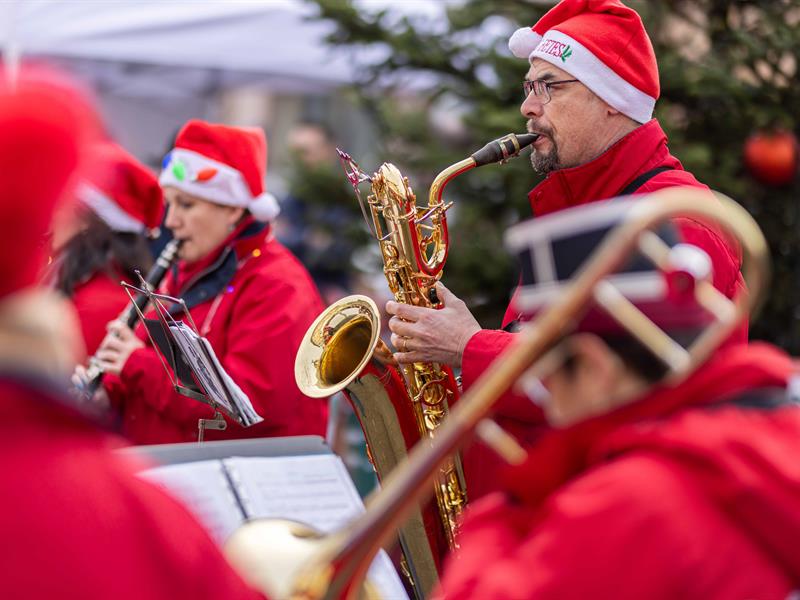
[
  {"left": 509, "top": 0, "right": 659, "bottom": 124},
  {"left": 159, "top": 119, "right": 279, "bottom": 222}
]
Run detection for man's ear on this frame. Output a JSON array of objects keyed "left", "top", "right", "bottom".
[{"left": 569, "top": 333, "right": 618, "bottom": 392}]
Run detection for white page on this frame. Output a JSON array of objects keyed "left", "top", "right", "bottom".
[
  {"left": 139, "top": 459, "right": 245, "bottom": 544},
  {"left": 168, "top": 321, "right": 233, "bottom": 413},
  {"left": 199, "top": 336, "right": 263, "bottom": 426},
  {"left": 224, "top": 455, "right": 409, "bottom": 600}
]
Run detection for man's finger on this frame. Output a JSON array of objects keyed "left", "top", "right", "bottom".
[
  {"left": 386, "top": 301, "right": 429, "bottom": 321},
  {"left": 387, "top": 316, "right": 416, "bottom": 337},
  {"left": 435, "top": 281, "right": 452, "bottom": 298},
  {"left": 393, "top": 350, "right": 422, "bottom": 365}
]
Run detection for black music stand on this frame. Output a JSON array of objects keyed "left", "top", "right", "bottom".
[{"left": 122, "top": 275, "right": 262, "bottom": 442}]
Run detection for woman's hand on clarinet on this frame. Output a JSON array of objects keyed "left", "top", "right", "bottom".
[
  {"left": 93, "top": 320, "right": 144, "bottom": 376},
  {"left": 386, "top": 282, "right": 481, "bottom": 368}
]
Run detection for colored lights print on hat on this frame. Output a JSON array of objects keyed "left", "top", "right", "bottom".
[{"left": 163, "top": 151, "right": 218, "bottom": 184}]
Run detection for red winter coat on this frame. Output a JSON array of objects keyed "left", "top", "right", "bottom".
[
  {"left": 105, "top": 218, "right": 328, "bottom": 444},
  {"left": 0, "top": 376, "right": 266, "bottom": 600},
  {"left": 461, "top": 119, "right": 746, "bottom": 498},
  {"left": 439, "top": 343, "right": 800, "bottom": 599},
  {"left": 71, "top": 271, "right": 129, "bottom": 358}
]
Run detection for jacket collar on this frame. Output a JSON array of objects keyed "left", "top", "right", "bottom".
[
  {"left": 501, "top": 343, "right": 797, "bottom": 507},
  {"left": 528, "top": 119, "right": 682, "bottom": 217}
]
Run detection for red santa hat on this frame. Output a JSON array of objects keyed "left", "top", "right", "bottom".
[
  {"left": 78, "top": 141, "right": 164, "bottom": 236},
  {"left": 0, "top": 66, "right": 100, "bottom": 300},
  {"left": 159, "top": 120, "right": 279, "bottom": 222},
  {"left": 509, "top": 0, "right": 659, "bottom": 124}
]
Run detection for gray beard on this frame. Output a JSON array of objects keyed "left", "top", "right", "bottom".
[{"left": 530, "top": 143, "right": 559, "bottom": 174}]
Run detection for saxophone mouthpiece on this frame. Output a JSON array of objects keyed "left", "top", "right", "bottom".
[{"left": 470, "top": 133, "right": 539, "bottom": 167}]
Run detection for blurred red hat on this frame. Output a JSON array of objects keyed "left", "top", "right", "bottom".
[
  {"left": 78, "top": 141, "right": 164, "bottom": 235},
  {"left": 159, "top": 119, "right": 279, "bottom": 222},
  {"left": 0, "top": 66, "right": 101, "bottom": 300}
]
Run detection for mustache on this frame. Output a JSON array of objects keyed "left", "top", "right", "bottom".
[{"left": 526, "top": 120, "right": 554, "bottom": 138}]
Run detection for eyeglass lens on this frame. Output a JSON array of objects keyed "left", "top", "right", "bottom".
[{"left": 523, "top": 80, "right": 549, "bottom": 103}]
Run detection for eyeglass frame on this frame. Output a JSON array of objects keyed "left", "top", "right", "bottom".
[{"left": 522, "top": 79, "right": 580, "bottom": 104}]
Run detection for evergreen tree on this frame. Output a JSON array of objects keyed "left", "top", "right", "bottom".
[{"left": 306, "top": 0, "right": 800, "bottom": 349}]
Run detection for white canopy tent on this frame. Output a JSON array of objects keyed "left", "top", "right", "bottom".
[
  {"left": 2, "top": 0, "right": 363, "bottom": 95},
  {"left": 0, "top": 0, "right": 397, "bottom": 168}
]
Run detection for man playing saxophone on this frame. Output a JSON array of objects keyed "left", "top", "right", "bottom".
[{"left": 386, "top": 0, "right": 746, "bottom": 498}]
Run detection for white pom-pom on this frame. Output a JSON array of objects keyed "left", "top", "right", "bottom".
[
  {"left": 249, "top": 192, "right": 280, "bottom": 222},
  {"left": 508, "top": 27, "right": 541, "bottom": 60}
]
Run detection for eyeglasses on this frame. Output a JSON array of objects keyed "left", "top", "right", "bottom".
[{"left": 522, "top": 79, "right": 579, "bottom": 104}]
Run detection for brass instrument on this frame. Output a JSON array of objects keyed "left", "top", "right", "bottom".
[
  {"left": 228, "top": 187, "right": 768, "bottom": 600},
  {"left": 294, "top": 134, "right": 537, "bottom": 596}
]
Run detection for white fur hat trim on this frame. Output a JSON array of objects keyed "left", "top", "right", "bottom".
[{"left": 509, "top": 27, "right": 542, "bottom": 59}]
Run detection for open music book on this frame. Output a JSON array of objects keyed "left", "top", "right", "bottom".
[
  {"left": 140, "top": 453, "right": 409, "bottom": 599},
  {"left": 123, "top": 277, "right": 263, "bottom": 431}
]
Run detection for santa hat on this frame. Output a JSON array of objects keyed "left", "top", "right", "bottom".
[
  {"left": 0, "top": 66, "right": 100, "bottom": 300},
  {"left": 159, "top": 120, "right": 279, "bottom": 222},
  {"left": 505, "top": 198, "right": 714, "bottom": 337},
  {"left": 78, "top": 141, "right": 164, "bottom": 236},
  {"left": 509, "top": 0, "right": 659, "bottom": 124}
]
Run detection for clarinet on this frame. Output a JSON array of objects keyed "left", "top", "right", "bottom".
[{"left": 78, "top": 238, "right": 181, "bottom": 400}]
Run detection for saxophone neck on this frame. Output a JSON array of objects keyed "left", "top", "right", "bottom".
[
  {"left": 427, "top": 158, "right": 475, "bottom": 212},
  {"left": 427, "top": 132, "right": 538, "bottom": 210}
]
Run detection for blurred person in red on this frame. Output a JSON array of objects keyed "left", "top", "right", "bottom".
[
  {"left": 437, "top": 199, "right": 800, "bottom": 599},
  {"left": 89, "top": 120, "right": 328, "bottom": 444},
  {"left": 49, "top": 140, "right": 163, "bottom": 357},
  {"left": 0, "top": 67, "right": 266, "bottom": 600},
  {"left": 384, "top": 0, "right": 746, "bottom": 499}
]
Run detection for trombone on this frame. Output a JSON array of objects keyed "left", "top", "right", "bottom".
[{"left": 225, "top": 187, "right": 768, "bottom": 599}]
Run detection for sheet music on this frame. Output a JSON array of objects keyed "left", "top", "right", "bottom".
[
  {"left": 168, "top": 321, "right": 263, "bottom": 426},
  {"left": 200, "top": 336, "right": 262, "bottom": 426},
  {"left": 139, "top": 459, "right": 245, "bottom": 544},
  {"left": 224, "top": 455, "right": 409, "bottom": 600},
  {"left": 168, "top": 321, "right": 233, "bottom": 413}
]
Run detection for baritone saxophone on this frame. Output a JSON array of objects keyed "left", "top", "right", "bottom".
[{"left": 294, "top": 133, "right": 538, "bottom": 597}]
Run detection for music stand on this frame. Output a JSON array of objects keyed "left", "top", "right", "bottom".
[{"left": 122, "top": 274, "right": 261, "bottom": 442}]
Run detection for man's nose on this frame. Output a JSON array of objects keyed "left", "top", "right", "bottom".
[{"left": 520, "top": 93, "right": 544, "bottom": 119}]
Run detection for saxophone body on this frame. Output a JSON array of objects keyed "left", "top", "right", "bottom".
[{"left": 365, "top": 162, "right": 466, "bottom": 549}]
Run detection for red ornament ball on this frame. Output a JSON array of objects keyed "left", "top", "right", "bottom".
[{"left": 743, "top": 129, "right": 798, "bottom": 186}]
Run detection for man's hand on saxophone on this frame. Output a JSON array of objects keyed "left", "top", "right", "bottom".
[{"left": 387, "top": 281, "right": 481, "bottom": 368}]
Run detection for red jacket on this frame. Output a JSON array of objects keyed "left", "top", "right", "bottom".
[
  {"left": 0, "top": 376, "right": 265, "bottom": 600},
  {"left": 105, "top": 219, "right": 328, "bottom": 444},
  {"left": 439, "top": 343, "right": 800, "bottom": 599},
  {"left": 461, "top": 119, "right": 746, "bottom": 498},
  {"left": 71, "top": 271, "right": 129, "bottom": 358}
]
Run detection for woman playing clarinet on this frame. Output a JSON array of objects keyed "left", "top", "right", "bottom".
[{"left": 87, "top": 120, "right": 328, "bottom": 444}]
